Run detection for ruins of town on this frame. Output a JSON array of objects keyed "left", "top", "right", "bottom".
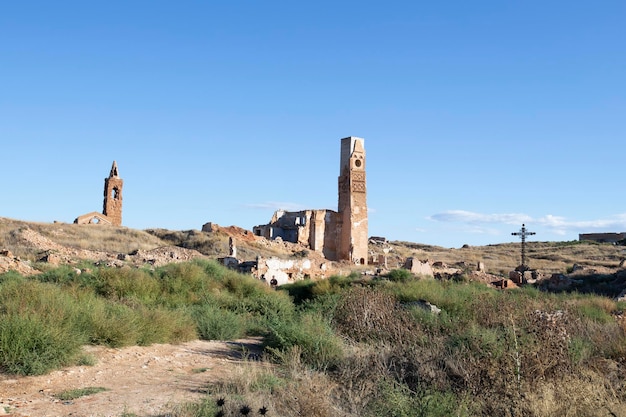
[
  {"left": 1, "top": 137, "right": 625, "bottom": 294},
  {"left": 74, "top": 161, "right": 123, "bottom": 227}
]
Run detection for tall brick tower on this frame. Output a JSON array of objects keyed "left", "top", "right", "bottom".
[
  {"left": 337, "top": 137, "right": 368, "bottom": 264},
  {"left": 103, "top": 161, "right": 123, "bottom": 226}
]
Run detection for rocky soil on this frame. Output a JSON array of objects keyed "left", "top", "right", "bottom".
[{"left": 0, "top": 226, "right": 208, "bottom": 276}]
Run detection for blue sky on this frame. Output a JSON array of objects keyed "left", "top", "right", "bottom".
[{"left": 1, "top": 1, "right": 624, "bottom": 248}]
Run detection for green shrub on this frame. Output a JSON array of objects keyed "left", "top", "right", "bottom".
[
  {"left": 365, "top": 379, "right": 469, "bottom": 417},
  {"left": 54, "top": 386, "right": 108, "bottom": 400},
  {"left": 0, "top": 270, "right": 25, "bottom": 284},
  {"left": 171, "top": 396, "right": 218, "bottom": 417},
  {"left": 192, "top": 304, "right": 246, "bottom": 341},
  {"left": 299, "top": 292, "right": 341, "bottom": 317},
  {"left": 87, "top": 302, "right": 141, "bottom": 347},
  {"left": 386, "top": 268, "right": 413, "bottom": 282},
  {"left": 220, "top": 272, "right": 277, "bottom": 301},
  {"left": 136, "top": 307, "right": 197, "bottom": 345},
  {"left": 249, "top": 371, "right": 285, "bottom": 392},
  {"left": 569, "top": 336, "right": 594, "bottom": 364},
  {"left": 266, "top": 312, "right": 344, "bottom": 370},
  {"left": 333, "top": 286, "right": 420, "bottom": 345},
  {"left": 36, "top": 265, "right": 81, "bottom": 285},
  {"left": 0, "top": 313, "right": 81, "bottom": 375},
  {"left": 0, "top": 278, "right": 88, "bottom": 375},
  {"left": 151, "top": 262, "right": 214, "bottom": 307},
  {"left": 194, "top": 259, "right": 229, "bottom": 282},
  {"left": 94, "top": 267, "right": 161, "bottom": 305},
  {"left": 389, "top": 279, "right": 499, "bottom": 327},
  {"left": 208, "top": 275, "right": 295, "bottom": 335},
  {"left": 229, "top": 291, "right": 295, "bottom": 323},
  {"left": 365, "top": 379, "right": 415, "bottom": 417},
  {"left": 572, "top": 297, "right": 615, "bottom": 324},
  {"left": 448, "top": 324, "right": 507, "bottom": 360},
  {"left": 1, "top": 262, "right": 295, "bottom": 376},
  {"left": 280, "top": 279, "right": 317, "bottom": 304}
]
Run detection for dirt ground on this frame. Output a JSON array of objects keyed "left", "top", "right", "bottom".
[{"left": 0, "top": 339, "right": 263, "bottom": 417}]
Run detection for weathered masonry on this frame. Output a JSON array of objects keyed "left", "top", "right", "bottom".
[
  {"left": 579, "top": 232, "right": 626, "bottom": 244},
  {"left": 74, "top": 161, "right": 123, "bottom": 226},
  {"left": 253, "top": 137, "right": 368, "bottom": 264}
]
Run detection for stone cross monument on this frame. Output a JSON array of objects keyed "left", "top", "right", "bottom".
[{"left": 512, "top": 224, "right": 535, "bottom": 272}]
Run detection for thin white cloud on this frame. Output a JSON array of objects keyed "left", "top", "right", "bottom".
[
  {"left": 537, "top": 213, "right": 626, "bottom": 232},
  {"left": 428, "top": 210, "right": 531, "bottom": 225},
  {"left": 245, "top": 201, "right": 307, "bottom": 211},
  {"left": 429, "top": 210, "right": 626, "bottom": 234},
  {"left": 462, "top": 225, "right": 502, "bottom": 235}
]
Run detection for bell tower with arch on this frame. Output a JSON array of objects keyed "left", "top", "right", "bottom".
[
  {"left": 337, "top": 137, "right": 368, "bottom": 264},
  {"left": 103, "top": 161, "right": 123, "bottom": 226}
]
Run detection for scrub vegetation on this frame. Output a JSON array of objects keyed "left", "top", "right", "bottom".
[{"left": 2, "top": 260, "right": 626, "bottom": 416}]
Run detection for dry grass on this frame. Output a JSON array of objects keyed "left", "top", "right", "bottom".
[
  {"left": 525, "top": 369, "right": 626, "bottom": 417},
  {"left": 3, "top": 216, "right": 623, "bottom": 278},
  {"left": 172, "top": 347, "right": 344, "bottom": 417},
  {"left": 0, "top": 217, "right": 165, "bottom": 260},
  {"left": 382, "top": 240, "right": 625, "bottom": 276},
  {"left": 146, "top": 227, "right": 294, "bottom": 260}
]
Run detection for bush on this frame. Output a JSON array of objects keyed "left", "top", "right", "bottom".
[
  {"left": 87, "top": 301, "right": 141, "bottom": 347},
  {"left": 54, "top": 387, "right": 108, "bottom": 400},
  {"left": 86, "top": 295, "right": 197, "bottom": 347},
  {"left": 333, "top": 286, "right": 420, "bottom": 345},
  {"left": 572, "top": 296, "right": 615, "bottom": 324},
  {"left": 94, "top": 267, "right": 161, "bottom": 306},
  {"left": 137, "top": 307, "right": 197, "bottom": 345},
  {"left": 266, "top": 312, "right": 344, "bottom": 370},
  {"left": 0, "top": 313, "right": 82, "bottom": 375},
  {"left": 386, "top": 269, "right": 414, "bottom": 283},
  {"left": 280, "top": 279, "right": 317, "bottom": 304},
  {"left": 157, "top": 262, "right": 211, "bottom": 306},
  {"left": 0, "top": 278, "right": 88, "bottom": 375},
  {"left": 36, "top": 265, "right": 83, "bottom": 286},
  {"left": 192, "top": 304, "right": 246, "bottom": 341},
  {"left": 365, "top": 378, "right": 469, "bottom": 417}
]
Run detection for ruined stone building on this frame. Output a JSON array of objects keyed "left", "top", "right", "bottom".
[
  {"left": 74, "top": 161, "right": 123, "bottom": 226},
  {"left": 253, "top": 137, "right": 368, "bottom": 264},
  {"left": 579, "top": 232, "right": 626, "bottom": 244}
]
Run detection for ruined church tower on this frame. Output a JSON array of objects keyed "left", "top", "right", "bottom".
[
  {"left": 337, "top": 137, "right": 368, "bottom": 264},
  {"left": 103, "top": 161, "right": 123, "bottom": 226}
]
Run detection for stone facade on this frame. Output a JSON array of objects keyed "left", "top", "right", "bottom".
[
  {"left": 403, "top": 257, "right": 434, "bottom": 277},
  {"left": 253, "top": 137, "right": 368, "bottom": 264},
  {"left": 579, "top": 232, "right": 626, "bottom": 244},
  {"left": 103, "top": 161, "right": 123, "bottom": 226},
  {"left": 337, "top": 137, "right": 368, "bottom": 264},
  {"left": 254, "top": 209, "right": 340, "bottom": 260},
  {"left": 74, "top": 211, "right": 114, "bottom": 225},
  {"left": 255, "top": 256, "right": 331, "bottom": 286},
  {"left": 74, "top": 161, "right": 123, "bottom": 226}
]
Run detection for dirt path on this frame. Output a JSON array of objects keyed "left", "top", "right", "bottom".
[{"left": 0, "top": 339, "right": 263, "bottom": 417}]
